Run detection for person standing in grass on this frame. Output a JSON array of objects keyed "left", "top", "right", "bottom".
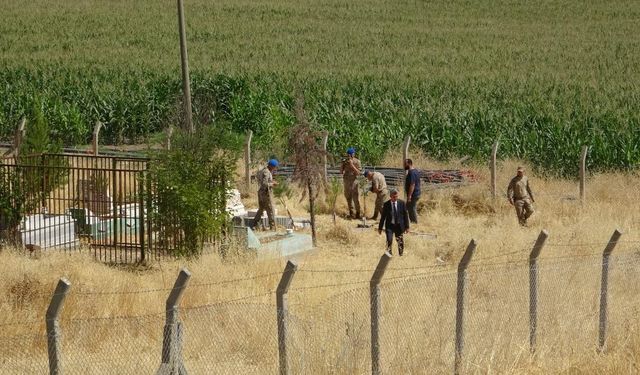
[
  {"left": 364, "top": 170, "right": 389, "bottom": 221},
  {"left": 378, "top": 189, "right": 410, "bottom": 256},
  {"left": 404, "top": 159, "right": 421, "bottom": 224},
  {"left": 252, "top": 159, "right": 279, "bottom": 230},
  {"left": 507, "top": 166, "right": 535, "bottom": 226},
  {"left": 341, "top": 147, "right": 362, "bottom": 219}
]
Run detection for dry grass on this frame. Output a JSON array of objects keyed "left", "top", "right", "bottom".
[{"left": 2, "top": 158, "right": 640, "bottom": 374}]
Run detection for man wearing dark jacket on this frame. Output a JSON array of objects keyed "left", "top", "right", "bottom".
[{"left": 378, "top": 189, "right": 410, "bottom": 256}]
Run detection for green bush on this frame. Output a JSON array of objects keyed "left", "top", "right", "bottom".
[{"left": 148, "top": 124, "right": 241, "bottom": 257}]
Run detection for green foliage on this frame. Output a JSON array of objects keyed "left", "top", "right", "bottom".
[
  {"left": 148, "top": 124, "right": 240, "bottom": 257},
  {"left": 0, "top": 103, "right": 69, "bottom": 244},
  {"left": 0, "top": 167, "right": 23, "bottom": 244},
  {"left": 1, "top": 0, "right": 640, "bottom": 175},
  {"left": 272, "top": 175, "right": 293, "bottom": 202},
  {"left": 21, "top": 99, "right": 61, "bottom": 156},
  {"left": 2, "top": 70, "right": 639, "bottom": 176}
]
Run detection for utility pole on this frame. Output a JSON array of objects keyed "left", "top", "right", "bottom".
[{"left": 177, "top": 0, "right": 194, "bottom": 134}]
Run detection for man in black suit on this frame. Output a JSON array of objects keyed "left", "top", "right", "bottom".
[{"left": 378, "top": 189, "right": 410, "bottom": 256}]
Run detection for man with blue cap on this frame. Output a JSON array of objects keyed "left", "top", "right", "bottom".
[
  {"left": 340, "top": 147, "right": 362, "bottom": 219},
  {"left": 252, "top": 159, "right": 279, "bottom": 230}
]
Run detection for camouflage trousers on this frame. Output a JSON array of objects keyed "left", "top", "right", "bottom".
[
  {"left": 514, "top": 198, "right": 534, "bottom": 226},
  {"left": 343, "top": 179, "right": 361, "bottom": 218},
  {"left": 371, "top": 189, "right": 390, "bottom": 220},
  {"left": 253, "top": 189, "right": 275, "bottom": 230}
]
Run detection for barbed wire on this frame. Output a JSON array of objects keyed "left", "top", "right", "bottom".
[
  {"left": 62, "top": 311, "right": 164, "bottom": 323},
  {"left": 74, "top": 286, "right": 172, "bottom": 296},
  {"left": 0, "top": 320, "right": 42, "bottom": 328},
  {"left": 180, "top": 291, "right": 277, "bottom": 312},
  {"left": 188, "top": 272, "right": 283, "bottom": 288}
]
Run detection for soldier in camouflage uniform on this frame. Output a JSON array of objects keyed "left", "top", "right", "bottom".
[
  {"left": 252, "top": 159, "right": 279, "bottom": 230},
  {"left": 364, "top": 170, "right": 390, "bottom": 221},
  {"left": 507, "top": 166, "right": 535, "bottom": 226},
  {"left": 341, "top": 147, "right": 361, "bottom": 219}
]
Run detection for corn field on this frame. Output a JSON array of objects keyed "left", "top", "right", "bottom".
[{"left": 1, "top": 0, "right": 639, "bottom": 174}]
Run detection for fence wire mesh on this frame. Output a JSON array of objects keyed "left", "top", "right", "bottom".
[
  {"left": 289, "top": 286, "right": 372, "bottom": 374},
  {"left": 0, "top": 333, "right": 48, "bottom": 374},
  {"left": 1, "top": 248, "right": 640, "bottom": 374},
  {"left": 379, "top": 270, "right": 457, "bottom": 374},
  {"left": 464, "top": 263, "right": 529, "bottom": 373},
  {"left": 59, "top": 314, "right": 164, "bottom": 374},
  {"left": 180, "top": 301, "right": 278, "bottom": 374}
]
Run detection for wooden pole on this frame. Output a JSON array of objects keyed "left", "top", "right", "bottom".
[
  {"left": 402, "top": 135, "right": 411, "bottom": 198},
  {"left": 491, "top": 141, "right": 499, "bottom": 200},
  {"left": 92, "top": 121, "right": 103, "bottom": 156},
  {"left": 177, "top": 0, "right": 193, "bottom": 134},
  {"left": 579, "top": 145, "right": 588, "bottom": 203},
  {"left": 165, "top": 126, "right": 174, "bottom": 150},
  {"left": 244, "top": 130, "right": 253, "bottom": 192},
  {"left": 322, "top": 131, "right": 329, "bottom": 183},
  {"left": 4, "top": 117, "right": 26, "bottom": 158}
]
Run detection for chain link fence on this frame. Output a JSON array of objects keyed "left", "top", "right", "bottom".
[{"left": 1, "top": 234, "right": 640, "bottom": 374}]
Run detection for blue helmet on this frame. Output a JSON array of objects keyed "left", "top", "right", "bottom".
[
  {"left": 363, "top": 170, "right": 370, "bottom": 177},
  {"left": 268, "top": 159, "right": 279, "bottom": 168},
  {"left": 346, "top": 147, "right": 356, "bottom": 155}
]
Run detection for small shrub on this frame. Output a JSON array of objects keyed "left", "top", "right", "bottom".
[
  {"left": 148, "top": 124, "right": 241, "bottom": 257},
  {"left": 323, "top": 223, "right": 360, "bottom": 246}
]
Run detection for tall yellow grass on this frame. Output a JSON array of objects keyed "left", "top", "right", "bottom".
[{"left": 1, "top": 157, "right": 639, "bottom": 374}]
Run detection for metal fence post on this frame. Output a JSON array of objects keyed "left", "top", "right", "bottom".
[
  {"left": 454, "top": 240, "right": 477, "bottom": 375},
  {"left": 111, "top": 158, "right": 118, "bottom": 248},
  {"left": 244, "top": 130, "right": 253, "bottom": 192},
  {"left": 157, "top": 268, "right": 191, "bottom": 375},
  {"left": 46, "top": 278, "right": 71, "bottom": 375},
  {"left": 370, "top": 252, "right": 392, "bottom": 375},
  {"left": 276, "top": 260, "right": 298, "bottom": 375},
  {"left": 529, "top": 229, "right": 549, "bottom": 353},
  {"left": 579, "top": 145, "right": 588, "bottom": 203},
  {"left": 92, "top": 121, "right": 102, "bottom": 156},
  {"left": 139, "top": 170, "right": 146, "bottom": 261},
  {"left": 490, "top": 141, "right": 499, "bottom": 200},
  {"left": 598, "top": 229, "right": 622, "bottom": 351}
]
